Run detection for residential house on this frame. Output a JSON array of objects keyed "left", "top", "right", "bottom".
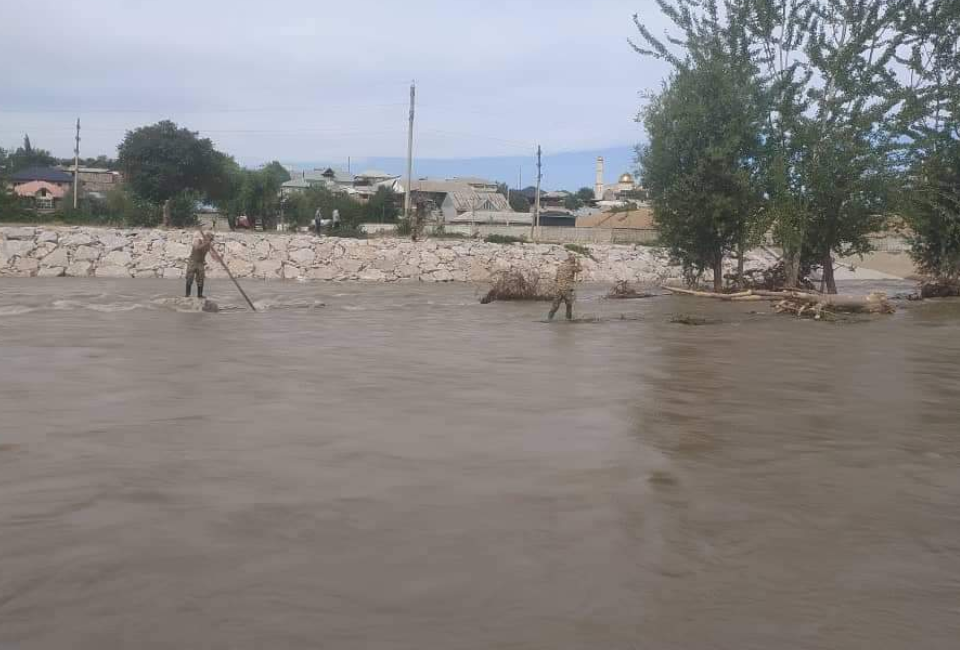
[
  {"left": 8, "top": 167, "right": 73, "bottom": 211},
  {"left": 352, "top": 170, "right": 401, "bottom": 203},
  {"left": 280, "top": 167, "right": 356, "bottom": 199},
  {"left": 56, "top": 166, "right": 123, "bottom": 195},
  {"left": 540, "top": 190, "right": 570, "bottom": 209},
  {"left": 405, "top": 178, "right": 512, "bottom": 224}
]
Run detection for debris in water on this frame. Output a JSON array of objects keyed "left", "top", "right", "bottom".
[{"left": 151, "top": 297, "right": 219, "bottom": 313}]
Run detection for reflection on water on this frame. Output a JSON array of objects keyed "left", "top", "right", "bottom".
[{"left": 1, "top": 278, "right": 959, "bottom": 649}]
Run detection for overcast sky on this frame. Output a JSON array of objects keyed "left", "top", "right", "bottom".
[{"left": 1, "top": 0, "right": 672, "bottom": 186}]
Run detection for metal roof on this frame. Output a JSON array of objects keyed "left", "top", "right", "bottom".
[
  {"left": 355, "top": 169, "right": 395, "bottom": 179},
  {"left": 9, "top": 166, "right": 73, "bottom": 183},
  {"left": 449, "top": 210, "right": 532, "bottom": 225}
]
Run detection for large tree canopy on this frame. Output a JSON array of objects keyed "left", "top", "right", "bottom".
[{"left": 117, "top": 121, "right": 228, "bottom": 225}]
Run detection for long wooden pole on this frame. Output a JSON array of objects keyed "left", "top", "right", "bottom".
[{"left": 199, "top": 230, "right": 257, "bottom": 311}]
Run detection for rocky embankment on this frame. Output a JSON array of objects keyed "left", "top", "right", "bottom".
[{"left": 0, "top": 226, "right": 775, "bottom": 284}]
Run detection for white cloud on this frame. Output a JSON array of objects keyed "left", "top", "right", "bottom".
[{"left": 0, "top": 0, "right": 671, "bottom": 162}]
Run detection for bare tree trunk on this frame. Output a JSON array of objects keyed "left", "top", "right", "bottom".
[
  {"left": 822, "top": 252, "right": 837, "bottom": 294},
  {"left": 736, "top": 239, "right": 745, "bottom": 290},
  {"left": 162, "top": 199, "right": 172, "bottom": 228},
  {"left": 713, "top": 254, "right": 723, "bottom": 293},
  {"left": 783, "top": 249, "right": 800, "bottom": 289}
]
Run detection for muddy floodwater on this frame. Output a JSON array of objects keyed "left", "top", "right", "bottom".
[{"left": 2, "top": 278, "right": 959, "bottom": 649}]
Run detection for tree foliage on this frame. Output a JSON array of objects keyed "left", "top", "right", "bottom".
[
  {"left": 635, "top": 1, "right": 764, "bottom": 290},
  {"left": 117, "top": 121, "right": 228, "bottom": 213},
  {"left": 576, "top": 187, "right": 595, "bottom": 202},
  {"left": 4, "top": 134, "right": 58, "bottom": 173},
  {"left": 897, "top": 0, "right": 960, "bottom": 280},
  {"left": 633, "top": 0, "right": 906, "bottom": 292}
]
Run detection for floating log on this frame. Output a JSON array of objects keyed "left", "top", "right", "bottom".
[{"left": 662, "top": 285, "right": 894, "bottom": 316}]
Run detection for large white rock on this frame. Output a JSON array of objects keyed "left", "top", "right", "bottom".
[
  {"left": 103, "top": 250, "right": 132, "bottom": 267},
  {"left": 95, "top": 265, "right": 132, "bottom": 278},
  {"left": 420, "top": 252, "right": 440, "bottom": 269},
  {"left": 37, "top": 230, "right": 59, "bottom": 243},
  {"left": 281, "top": 264, "right": 301, "bottom": 280},
  {"left": 136, "top": 253, "right": 162, "bottom": 269},
  {"left": 62, "top": 232, "right": 94, "bottom": 246},
  {"left": 254, "top": 258, "right": 282, "bottom": 279},
  {"left": 65, "top": 261, "right": 93, "bottom": 277},
  {"left": 164, "top": 241, "right": 191, "bottom": 260},
  {"left": 337, "top": 258, "right": 363, "bottom": 274},
  {"left": 226, "top": 259, "right": 254, "bottom": 277},
  {"left": 15, "top": 257, "right": 39, "bottom": 272},
  {"left": 2, "top": 240, "right": 36, "bottom": 257},
  {"left": 225, "top": 240, "right": 248, "bottom": 258},
  {"left": 2, "top": 227, "right": 36, "bottom": 240},
  {"left": 397, "top": 264, "right": 420, "bottom": 279},
  {"left": 38, "top": 266, "right": 65, "bottom": 277},
  {"left": 73, "top": 245, "right": 100, "bottom": 261},
  {"left": 161, "top": 266, "right": 184, "bottom": 279},
  {"left": 41, "top": 248, "right": 69, "bottom": 267},
  {"left": 358, "top": 268, "right": 385, "bottom": 281},
  {"left": 288, "top": 247, "right": 315, "bottom": 266},
  {"left": 101, "top": 234, "right": 128, "bottom": 252},
  {"left": 306, "top": 266, "right": 337, "bottom": 280},
  {"left": 254, "top": 239, "right": 272, "bottom": 259}
]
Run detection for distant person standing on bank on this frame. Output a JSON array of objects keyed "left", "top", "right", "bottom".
[
  {"left": 314, "top": 209, "right": 323, "bottom": 235},
  {"left": 547, "top": 252, "right": 582, "bottom": 321},
  {"left": 332, "top": 208, "right": 340, "bottom": 231}
]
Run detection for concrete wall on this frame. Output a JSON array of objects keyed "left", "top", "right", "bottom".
[{"left": 0, "top": 225, "right": 774, "bottom": 284}]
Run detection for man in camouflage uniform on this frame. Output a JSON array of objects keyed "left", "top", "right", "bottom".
[
  {"left": 548, "top": 252, "right": 582, "bottom": 321},
  {"left": 185, "top": 231, "right": 214, "bottom": 298}
]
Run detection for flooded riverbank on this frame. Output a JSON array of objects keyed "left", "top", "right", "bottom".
[{"left": 2, "top": 278, "right": 959, "bottom": 649}]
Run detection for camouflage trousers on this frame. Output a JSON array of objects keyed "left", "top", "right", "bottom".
[
  {"left": 185, "top": 260, "right": 206, "bottom": 284},
  {"left": 548, "top": 287, "right": 575, "bottom": 320}
]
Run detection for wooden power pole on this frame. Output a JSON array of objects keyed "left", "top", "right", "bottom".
[
  {"left": 533, "top": 145, "right": 542, "bottom": 240},
  {"left": 73, "top": 118, "right": 80, "bottom": 209},
  {"left": 404, "top": 81, "right": 416, "bottom": 222}
]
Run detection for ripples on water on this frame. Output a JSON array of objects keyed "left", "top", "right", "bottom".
[{"left": 1, "top": 278, "right": 959, "bottom": 649}]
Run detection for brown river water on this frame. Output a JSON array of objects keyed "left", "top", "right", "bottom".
[{"left": 1, "top": 278, "right": 959, "bottom": 649}]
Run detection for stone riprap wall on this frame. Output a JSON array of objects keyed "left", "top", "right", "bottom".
[{"left": 0, "top": 226, "right": 764, "bottom": 284}]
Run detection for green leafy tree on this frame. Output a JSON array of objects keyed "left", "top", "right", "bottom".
[
  {"left": 117, "top": 121, "right": 228, "bottom": 227},
  {"left": 575, "top": 187, "right": 595, "bottom": 202},
  {"left": 563, "top": 194, "right": 584, "bottom": 211},
  {"left": 797, "top": 0, "right": 904, "bottom": 292},
  {"left": 363, "top": 186, "right": 400, "bottom": 222},
  {"left": 6, "top": 134, "right": 57, "bottom": 172},
  {"left": 633, "top": 2, "right": 764, "bottom": 290},
  {"left": 508, "top": 192, "right": 530, "bottom": 213},
  {"left": 897, "top": 0, "right": 960, "bottom": 282}
]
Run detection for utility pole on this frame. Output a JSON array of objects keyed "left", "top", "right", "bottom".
[
  {"left": 73, "top": 118, "right": 80, "bottom": 209},
  {"left": 533, "top": 145, "right": 542, "bottom": 241},
  {"left": 404, "top": 81, "right": 416, "bottom": 222}
]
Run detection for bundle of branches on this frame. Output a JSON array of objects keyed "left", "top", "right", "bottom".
[
  {"left": 606, "top": 280, "right": 655, "bottom": 299},
  {"left": 919, "top": 279, "right": 960, "bottom": 298},
  {"left": 662, "top": 286, "right": 895, "bottom": 317},
  {"left": 479, "top": 269, "right": 553, "bottom": 304},
  {"left": 773, "top": 292, "right": 894, "bottom": 318},
  {"left": 738, "top": 261, "right": 816, "bottom": 291}
]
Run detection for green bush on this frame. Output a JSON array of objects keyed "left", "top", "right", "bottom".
[
  {"left": 484, "top": 234, "right": 527, "bottom": 244},
  {"left": 564, "top": 243, "right": 591, "bottom": 256}
]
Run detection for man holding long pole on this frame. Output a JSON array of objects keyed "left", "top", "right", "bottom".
[
  {"left": 185, "top": 231, "right": 214, "bottom": 299},
  {"left": 185, "top": 230, "right": 257, "bottom": 311}
]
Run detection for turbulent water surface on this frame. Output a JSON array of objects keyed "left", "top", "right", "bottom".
[{"left": 2, "top": 278, "right": 959, "bottom": 650}]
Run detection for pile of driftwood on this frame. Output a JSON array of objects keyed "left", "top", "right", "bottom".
[
  {"left": 919, "top": 279, "right": 960, "bottom": 298},
  {"left": 663, "top": 286, "right": 895, "bottom": 318},
  {"left": 605, "top": 280, "right": 656, "bottom": 299},
  {"left": 480, "top": 269, "right": 553, "bottom": 304}
]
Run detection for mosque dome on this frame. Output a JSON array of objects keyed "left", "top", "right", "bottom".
[{"left": 618, "top": 172, "right": 635, "bottom": 185}]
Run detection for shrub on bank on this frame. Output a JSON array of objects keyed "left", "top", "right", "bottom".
[{"left": 484, "top": 234, "right": 526, "bottom": 245}]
